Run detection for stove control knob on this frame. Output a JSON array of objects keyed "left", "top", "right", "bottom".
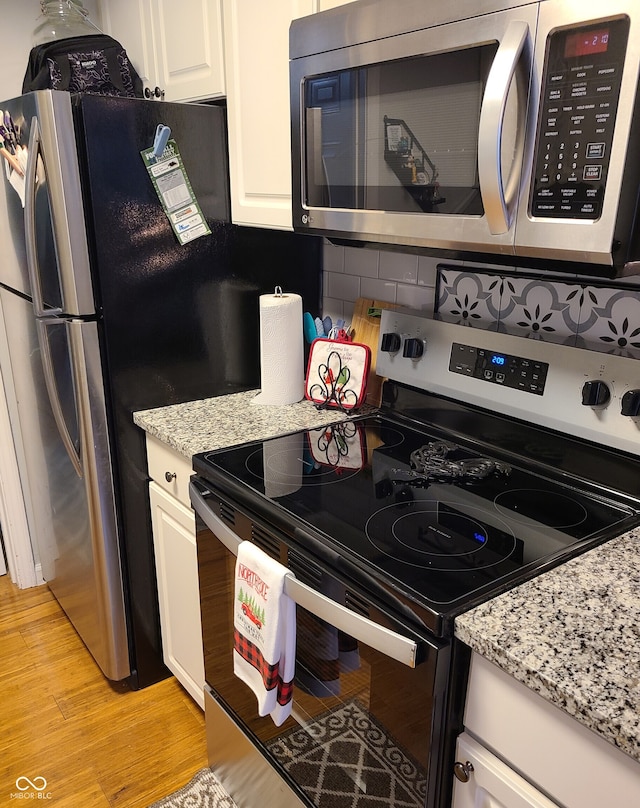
[
  {"left": 581, "top": 380, "right": 611, "bottom": 407},
  {"left": 621, "top": 389, "right": 640, "bottom": 417},
  {"left": 403, "top": 338, "right": 425, "bottom": 360},
  {"left": 380, "top": 332, "right": 402, "bottom": 353}
]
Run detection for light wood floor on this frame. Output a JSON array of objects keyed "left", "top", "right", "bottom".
[{"left": 0, "top": 573, "right": 208, "bottom": 807}]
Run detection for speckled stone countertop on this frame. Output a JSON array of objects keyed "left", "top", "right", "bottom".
[
  {"left": 455, "top": 529, "right": 640, "bottom": 764},
  {"left": 133, "top": 389, "right": 373, "bottom": 458}
]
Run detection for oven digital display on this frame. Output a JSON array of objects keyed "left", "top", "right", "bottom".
[
  {"left": 449, "top": 343, "right": 549, "bottom": 396},
  {"left": 564, "top": 28, "right": 610, "bottom": 58}
]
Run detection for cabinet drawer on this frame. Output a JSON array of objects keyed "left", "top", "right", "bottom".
[{"left": 146, "top": 434, "right": 192, "bottom": 507}]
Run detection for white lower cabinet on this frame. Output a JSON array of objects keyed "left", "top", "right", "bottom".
[
  {"left": 452, "top": 733, "right": 559, "bottom": 808},
  {"left": 148, "top": 464, "right": 205, "bottom": 708},
  {"left": 459, "top": 652, "right": 640, "bottom": 808}
]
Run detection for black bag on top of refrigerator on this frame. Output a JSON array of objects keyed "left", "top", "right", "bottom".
[{"left": 22, "top": 34, "right": 143, "bottom": 98}]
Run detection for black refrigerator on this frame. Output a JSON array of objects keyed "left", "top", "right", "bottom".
[{"left": 0, "top": 90, "right": 321, "bottom": 688}]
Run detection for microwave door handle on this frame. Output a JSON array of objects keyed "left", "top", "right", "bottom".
[
  {"left": 478, "top": 20, "right": 530, "bottom": 235},
  {"left": 24, "top": 117, "right": 62, "bottom": 318},
  {"left": 35, "top": 318, "right": 83, "bottom": 478},
  {"left": 190, "top": 481, "right": 419, "bottom": 669}
]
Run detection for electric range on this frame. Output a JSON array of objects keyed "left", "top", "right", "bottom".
[
  {"left": 190, "top": 310, "right": 640, "bottom": 808},
  {"left": 193, "top": 311, "right": 640, "bottom": 639}
]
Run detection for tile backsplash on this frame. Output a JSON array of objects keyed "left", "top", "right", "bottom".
[
  {"left": 437, "top": 268, "right": 640, "bottom": 358},
  {"left": 322, "top": 241, "right": 443, "bottom": 326},
  {"left": 322, "top": 241, "right": 640, "bottom": 359}
]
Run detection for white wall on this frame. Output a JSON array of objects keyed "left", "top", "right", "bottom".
[{"left": 0, "top": 0, "right": 103, "bottom": 100}]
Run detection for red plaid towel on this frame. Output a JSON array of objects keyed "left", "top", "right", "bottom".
[{"left": 233, "top": 542, "right": 296, "bottom": 725}]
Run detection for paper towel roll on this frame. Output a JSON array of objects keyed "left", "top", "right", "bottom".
[{"left": 253, "top": 289, "right": 304, "bottom": 406}]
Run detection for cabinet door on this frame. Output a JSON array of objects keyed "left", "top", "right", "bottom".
[
  {"left": 223, "top": 0, "right": 314, "bottom": 229},
  {"left": 149, "top": 481, "right": 205, "bottom": 708},
  {"left": 452, "top": 733, "right": 559, "bottom": 808},
  {"left": 102, "top": 0, "right": 224, "bottom": 101},
  {"left": 101, "top": 0, "right": 157, "bottom": 92},
  {"left": 151, "top": 0, "right": 225, "bottom": 101}
]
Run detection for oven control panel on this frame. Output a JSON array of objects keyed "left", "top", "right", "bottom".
[
  {"left": 449, "top": 343, "right": 549, "bottom": 395},
  {"left": 376, "top": 308, "right": 640, "bottom": 456}
]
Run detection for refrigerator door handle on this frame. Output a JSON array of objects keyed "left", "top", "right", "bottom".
[
  {"left": 24, "top": 116, "right": 62, "bottom": 318},
  {"left": 36, "top": 318, "right": 83, "bottom": 478}
]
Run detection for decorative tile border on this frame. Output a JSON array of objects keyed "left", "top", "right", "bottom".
[
  {"left": 577, "top": 288, "right": 640, "bottom": 358},
  {"left": 436, "top": 266, "right": 640, "bottom": 358},
  {"left": 498, "top": 277, "right": 581, "bottom": 345},
  {"left": 436, "top": 268, "right": 501, "bottom": 328}
]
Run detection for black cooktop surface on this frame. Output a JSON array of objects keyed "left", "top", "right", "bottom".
[{"left": 194, "top": 410, "right": 639, "bottom": 635}]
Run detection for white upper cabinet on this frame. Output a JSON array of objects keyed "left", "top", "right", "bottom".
[
  {"left": 102, "top": 0, "right": 224, "bottom": 102},
  {"left": 99, "top": 0, "right": 353, "bottom": 226},
  {"left": 100, "top": 1, "right": 156, "bottom": 90},
  {"left": 222, "top": 0, "right": 354, "bottom": 229},
  {"left": 222, "top": 0, "right": 313, "bottom": 229},
  {"left": 152, "top": 0, "right": 224, "bottom": 102}
]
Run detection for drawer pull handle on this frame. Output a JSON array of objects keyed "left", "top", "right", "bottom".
[{"left": 165, "top": 471, "right": 177, "bottom": 483}]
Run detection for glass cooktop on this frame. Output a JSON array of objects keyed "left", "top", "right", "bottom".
[{"left": 194, "top": 413, "right": 639, "bottom": 635}]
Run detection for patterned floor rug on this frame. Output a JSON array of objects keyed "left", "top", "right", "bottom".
[
  {"left": 147, "top": 768, "right": 237, "bottom": 808},
  {"left": 267, "top": 699, "right": 427, "bottom": 808}
]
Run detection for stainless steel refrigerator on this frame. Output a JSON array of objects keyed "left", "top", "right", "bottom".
[{"left": 0, "top": 90, "right": 321, "bottom": 687}]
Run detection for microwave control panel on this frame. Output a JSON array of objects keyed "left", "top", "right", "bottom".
[{"left": 530, "top": 16, "right": 630, "bottom": 220}]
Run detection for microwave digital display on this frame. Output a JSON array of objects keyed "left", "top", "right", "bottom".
[{"left": 564, "top": 28, "right": 610, "bottom": 58}]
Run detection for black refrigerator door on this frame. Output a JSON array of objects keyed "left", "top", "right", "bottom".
[{"left": 73, "top": 94, "right": 322, "bottom": 687}]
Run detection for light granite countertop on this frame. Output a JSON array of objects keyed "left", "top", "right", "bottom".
[
  {"left": 133, "top": 389, "right": 374, "bottom": 459},
  {"left": 455, "top": 529, "right": 640, "bottom": 764}
]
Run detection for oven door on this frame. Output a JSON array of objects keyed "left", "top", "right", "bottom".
[
  {"left": 191, "top": 479, "right": 459, "bottom": 808},
  {"left": 290, "top": 4, "right": 538, "bottom": 256}
]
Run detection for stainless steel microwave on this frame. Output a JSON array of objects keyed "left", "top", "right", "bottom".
[{"left": 290, "top": 0, "right": 640, "bottom": 277}]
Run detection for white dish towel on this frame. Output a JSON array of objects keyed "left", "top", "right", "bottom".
[{"left": 233, "top": 541, "right": 296, "bottom": 726}]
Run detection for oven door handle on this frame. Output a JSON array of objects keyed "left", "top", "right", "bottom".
[{"left": 190, "top": 482, "right": 420, "bottom": 669}]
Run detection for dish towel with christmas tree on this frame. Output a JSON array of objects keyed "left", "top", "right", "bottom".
[{"left": 233, "top": 540, "right": 296, "bottom": 726}]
